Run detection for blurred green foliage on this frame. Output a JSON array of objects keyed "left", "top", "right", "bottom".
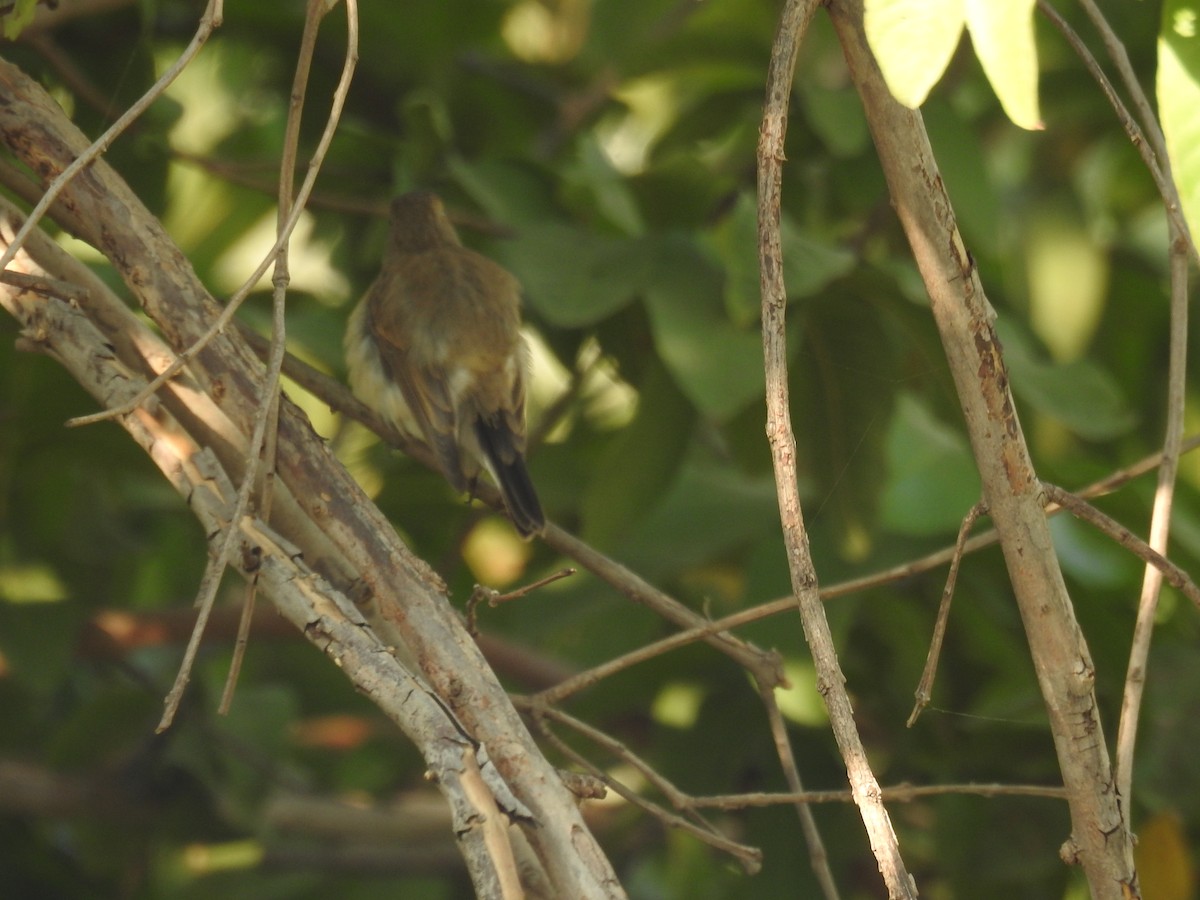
[{"left": 0, "top": 1, "right": 1197, "bottom": 898}]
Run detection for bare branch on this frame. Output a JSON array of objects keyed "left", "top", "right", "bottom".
[
  {"left": 759, "top": 1, "right": 916, "bottom": 897},
  {"left": 1116, "top": 222, "right": 1191, "bottom": 804},
  {"left": 0, "top": 62, "right": 623, "bottom": 897},
  {"left": 1041, "top": 484, "right": 1200, "bottom": 611},
  {"left": 691, "top": 782, "right": 1069, "bottom": 807},
  {"left": 756, "top": 685, "right": 842, "bottom": 900},
  {"left": 0, "top": 222, "right": 532, "bottom": 895},
  {"left": 826, "top": 0, "right": 1138, "bottom": 895}
]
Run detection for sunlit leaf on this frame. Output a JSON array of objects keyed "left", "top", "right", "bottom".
[
  {"left": 1, "top": 0, "right": 38, "bottom": 40},
  {"left": 1024, "top": 212, "right": 1109, "bottom": 361},
  {"left": 1159, "top": 0, "right": 1200, "bottom": 242},
  {"left": 863, "top": 0, "right": 965, "bottom": 108},
  {"left": 964, "top": 0, "right": 1042, "bottom": 130}
]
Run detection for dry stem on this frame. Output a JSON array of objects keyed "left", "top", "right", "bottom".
[{"left": 759, "top": 1, "right": 916, "bottom": 897}]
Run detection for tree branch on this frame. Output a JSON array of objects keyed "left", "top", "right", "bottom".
[
  {"left": 759, "top": 1, "right": 915, "bottom": 897},
  {"left": 825, "top": 1, "right": 1138, "bottom": 896},
  {"left": 0, "top": 57, "right": 623, "bottom": 898}
]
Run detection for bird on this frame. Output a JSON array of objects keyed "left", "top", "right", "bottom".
[{"left": 344, "top": 191, "right": 545, "bottom": 538}]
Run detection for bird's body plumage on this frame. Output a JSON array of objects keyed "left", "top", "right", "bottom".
[{"left": 345, "top": 192, "right": 544, "bottom": 537}]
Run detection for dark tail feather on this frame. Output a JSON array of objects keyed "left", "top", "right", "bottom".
[{"left": 474, "top": 419, "right": 545, "bottom": 538}]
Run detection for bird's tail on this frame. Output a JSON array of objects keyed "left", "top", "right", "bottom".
[{"left": 474, "top": 418, "right": 545, "bottom": 538}]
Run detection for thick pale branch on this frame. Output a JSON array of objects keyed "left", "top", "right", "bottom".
[
  {"left": 826, "top": 2, "right": 1138, "bottom": 897},
  {"left": 0, "top": 219, "right": 535, "bottom": 897},
  {"left": 0, "top": 59, "right": 623, "bottom": 899}
]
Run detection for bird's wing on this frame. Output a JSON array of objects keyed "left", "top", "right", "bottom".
[{"left": 367, "top": 281, "right": 468, "bottom": 491}]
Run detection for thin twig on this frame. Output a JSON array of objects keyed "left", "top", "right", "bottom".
[
  {"left": 691, "top": 782, "right": 1069, "bottom": 807},
  {"left": 530, "top": 435, "right": 1200, "bottom": 708},
  {"left": 465, "top": 568, "right": 576, "bottom": 634},
  {"left": 158, "top": 354, "right": 283, "bottom": 729},
  {"left": 542, "top": 523, "right": 786, "bottom": 685},
  {"left": 67, "top": 0, "right": 359, "bottom": 431},
  {"left": 1041, "top": 483, "right": 1200, "bottom": 611},
  {"left": 760, "top": 1, "right": 915, "bottom": 895},
  {"left": 0, "top": 268, "right": 90, "bottom": 305},
  {"left": 220, "top": 0, "right": 327, "bottom": 717},
  {"left": 486, "top": 567, "right": 577, "bottom": 607},
  {"left": 757, "top": 685, "right": 841, "bottom": 900},
  {"left": 524, "top": 701, "right": 764, "bottom": 873},
  {"left": 1067, "top": 0, "right": 1198, "bottom": 817},
  {"left": 1116, "top": 224, "right": 1190, "bottom": 806},
  {"left": 1073, "top": 0, "right": 1173, "bottom": 188},
  {"left": 908, "top": 501, "right": 988, "bottom": 727},
  {"left": 164, "top": 0, "right": 360, "bottom": 729}
]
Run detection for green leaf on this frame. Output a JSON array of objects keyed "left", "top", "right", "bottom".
[
  {"left": 801, "top": 81, "right": 870, "bottom": 158},
  {"left": 709, "top": 193, "right": 855, "bottom": 327},
  {"left": 563, "top": 136, "right": 646, "bottom": 236},
  {"left": 619, "top": 458, "right": 781, "bottom": 577},
  {"left": 1, "top": 0, "right": 38, "bottom": 40},
  {"left": 448, "top": 158, "right": 556, "bottom": 223},
  {"left": 863, "top": 0, "right": 965, "bottom": 108},
  {"left": 964, "top": 0, "right": 1042, "bottom": 130},
  {"left": 502, "top": 225, "right": 650, "bottom": 327},
  {"left": 923, "top": 101, "right": 1000, "bottom": 248},
  {"left": 1159, "top": 0, "right": 1200, "bottom": 242},
  {"left": 643, "top": 237, "right": 765, "bottom": 420},
  {"left": 1049, "top": 515, "right": 1135, "bottom": 590},
  {"left": 580, "top": 360, "right": 694, "bottom": 548},
  {"left": 0, "top": 603, "right": 85, "bottom": 694},
  {"left": 46, "top": 686, "right": 160, "bottom": 769},
  {"left": 880, "top": 394, "right": 980, "bottom": 535},
  {"left": 998, "top": 321, "right": 1136, "bottom": 441}
]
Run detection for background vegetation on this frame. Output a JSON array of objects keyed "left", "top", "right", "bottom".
[{"left": 0, "top": 0, "right": 1196, "bottom": 897}]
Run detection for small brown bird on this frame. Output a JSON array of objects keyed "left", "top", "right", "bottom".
[{"left": 344, "top": 191, "right": 545, "bottom": 537}]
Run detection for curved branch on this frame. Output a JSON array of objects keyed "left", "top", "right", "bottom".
[{"left": 758, "top": 1, "right": 917, "bottom": 897}]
